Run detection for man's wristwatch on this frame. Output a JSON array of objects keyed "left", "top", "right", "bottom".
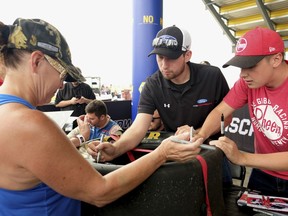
[{"left": 76, "top": 134, "right": 86, "bottom": 146}]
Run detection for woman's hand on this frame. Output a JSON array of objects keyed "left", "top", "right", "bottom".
[{"left": 156, "top": 132, "right": 203, "bottom": 163}]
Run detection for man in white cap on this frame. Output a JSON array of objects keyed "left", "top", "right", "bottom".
[
  {"left": 88, "top": 25, "right": 233, "bottom": 185},
  {"left": 197, "top": 27, "right": 288, "bottom": 197}
]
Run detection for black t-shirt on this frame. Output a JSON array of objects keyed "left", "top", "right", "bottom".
[
  {"left": 138, "top": 62, "right": 230, "bottom": 139},
  {"left": 55, "top": 82, "right": 96, "bottom": 117}
]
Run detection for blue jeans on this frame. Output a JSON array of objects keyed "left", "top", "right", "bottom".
[{"left": 247, "top": 168, "right": 288, "bottom": 197}]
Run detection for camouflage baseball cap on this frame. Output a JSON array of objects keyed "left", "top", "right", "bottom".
[{"left": 7, "top": 18, "right": 85, "bottom": 82}]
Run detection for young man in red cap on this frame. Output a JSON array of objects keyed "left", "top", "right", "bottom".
[{"left": 197, "top": 27, "right": 288, "bottom": 196}]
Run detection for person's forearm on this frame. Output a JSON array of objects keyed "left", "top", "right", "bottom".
[
  {"left": 241, "top": 152, "right": 288, "bottom": 171},
  {"left": 198, "top": 102, "right": 233, "bottom": 139},
  {"left": 55, "top": 100, "right": 73, "bottom": 108},
  {"left": 198, "top": 110, "right": 223, "bottom": 140},
  {"left": 84, "top": 98, "right": 93, "bottom": 104},
  {"left": 70, "top": 137, "right": 80, "bottom": 147},
  {"left": 113, "top": 126, "right": 147, "bottom": 158},
  {"left": 67, "top": 128, "right": 79, "bottom": 139},
  {"left": 88, "top": 148, "right": 165, "bottom": 207}
]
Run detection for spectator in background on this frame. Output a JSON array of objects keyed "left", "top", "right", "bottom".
[
  {"left": 55, "top": 68, "right": 96, "bottom": 117},
  {"left": 149, "top": 110, "right": 165, "bottom": 131},
  {"left": 121, "top": 89, "right": 132, "bottom": 100},
  {"left": 105, "top": 85, "right": 111, "bottom": 95},
  {"left": 100, "top": 84, "right": 106, "bottom": 95},
  {"left": 68, "top": 99, "right": 123, "bottom": 148},
  {"left": 200, "top": 60, "right": 211, "bottom": 65}
]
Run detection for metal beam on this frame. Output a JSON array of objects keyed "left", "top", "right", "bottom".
[
  {"left": 220, "top": 0, "right": 257, "bottom": 13},
  {"left": 226, "top": 9, "right": 288, "bottom": 27},
  {"left": 256, "top": 0, "right": 275, "bottom": 30},
  {"left": 201, "top": 0, "right": 237, "bottom": 45}
]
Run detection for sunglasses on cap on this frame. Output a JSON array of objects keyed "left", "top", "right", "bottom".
[
  {"left": 152, "top": 37, "right": 189, "bottom": 52},
  {"left": 152, "top": 37, "right": 179, "bottom": 50}
]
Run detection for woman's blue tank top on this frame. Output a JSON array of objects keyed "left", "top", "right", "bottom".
[{"left": 0, "top": 94, "right": 81, "bottom": 216}]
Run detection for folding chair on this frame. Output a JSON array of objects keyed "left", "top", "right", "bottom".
[{"left": 228, "top": 161, "right": 246, "bottom": 187}]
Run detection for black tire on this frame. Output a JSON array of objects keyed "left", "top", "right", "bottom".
[{"left": 81, "top": 148, "right": 225, "bottom": 216}]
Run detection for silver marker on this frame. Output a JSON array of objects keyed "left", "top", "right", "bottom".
[
  {"left": 96, "top": 134, "right": 105, "bottom": 163},
  {"left": 170, "top": 137, "right": 216, "bottom": 151},
  {"left": 190, "top": 126, "right": 195, "bottom": 141}
]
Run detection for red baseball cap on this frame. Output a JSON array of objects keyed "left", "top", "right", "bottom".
[{"left": 223, "top": 27, "right": 285, "bottom": 68}]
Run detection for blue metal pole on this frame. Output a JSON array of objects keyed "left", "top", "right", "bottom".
[{"left": 132, "top": 0, "right": 163, "bottom": 120}]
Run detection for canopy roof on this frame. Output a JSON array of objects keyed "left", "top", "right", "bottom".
[{"left": 202, "top": 0, "right": 288, "bottom": 52}]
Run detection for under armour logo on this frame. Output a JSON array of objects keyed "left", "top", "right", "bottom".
[{"left": 164, "top": 103, "right": 170, "bottom": 108}]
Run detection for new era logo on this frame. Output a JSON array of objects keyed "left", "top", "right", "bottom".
[
  {"left": 269, "top": 47, "right": 276, "bottom": 52},
  {"left": 164, "top": 103, "right": 170, "bottom": 108}
]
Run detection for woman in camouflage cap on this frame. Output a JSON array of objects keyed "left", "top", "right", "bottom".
[{"left": 0, "top": 18, "right": 203, "bottom": 215}]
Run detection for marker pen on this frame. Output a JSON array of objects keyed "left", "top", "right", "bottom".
[
  {"left": 221, "top": 113, "right": 225, "bottom": 136},
  {"left": 96, "top": 134, "right": 105, "bottom": 163}
]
